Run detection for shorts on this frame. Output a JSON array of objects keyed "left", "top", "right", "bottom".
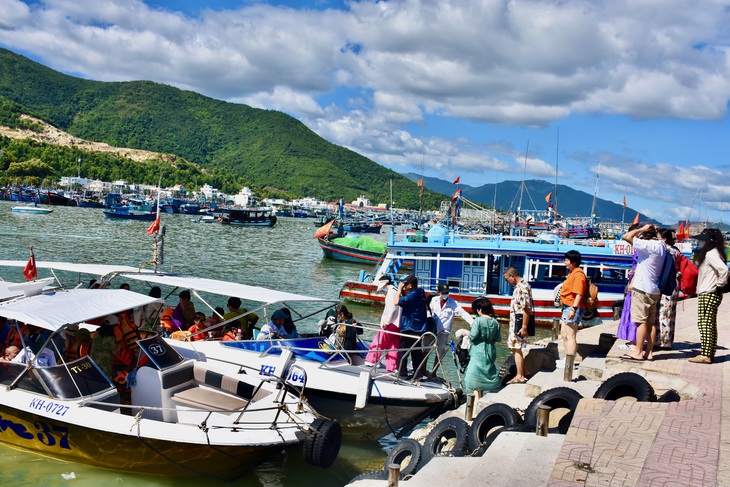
[
  {"left": 631, "top": 289, "right": 660, "bottom": 324},
  {"left": 507, "top": 324, "right": 527, "bottom": 350},
  {"left": 561, "top": 306, "right": 584, "bottom": 326}
]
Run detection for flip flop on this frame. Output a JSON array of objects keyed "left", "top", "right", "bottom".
[
  {"left": 507, "top": 377, "right": 527, "bottom": 384},
  {"left": 620, "top": 354, "right": 645, "bottom": 362}
]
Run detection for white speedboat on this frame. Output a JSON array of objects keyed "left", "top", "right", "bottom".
[
  {"left": 11, "top": 204, "right": 53, "bottom": 214},
  {"left": 0, "top": 283, "right": 340, "bottom": 479},
  {"left": 0, "top": 260, "right": 463, "bottom": 440}
]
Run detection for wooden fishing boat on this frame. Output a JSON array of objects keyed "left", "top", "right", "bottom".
[
  {"left": 103, "top": 206, "right": 156, "bottom": 221},
  {"left": 220, "top": 207, "right": 277, "bottom": 226}
]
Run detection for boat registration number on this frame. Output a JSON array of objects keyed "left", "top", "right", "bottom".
[
  {"left": 29, "top": 398, "right": 70, "bottom": 417},
  {"left": 0, "top": 413, "right": 71, "bottom": 450},
  {"left": 258, "top": 365, "right": 305, "bottom": 385}
]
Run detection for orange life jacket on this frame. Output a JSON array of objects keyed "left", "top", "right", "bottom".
[
  {"left": 113, "top": 313, "right": 140, "bottom": 351},
  {"left": 66, "top": 340, "right": 90, "bottom": 361}
]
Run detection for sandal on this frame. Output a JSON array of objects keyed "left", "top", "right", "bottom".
[{"left": 506, "top": 377, "right": 527, "bottom": 384}]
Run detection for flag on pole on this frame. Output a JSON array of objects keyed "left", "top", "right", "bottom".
[
  {"left": 631, "top": 213, "right": 640, "bottom": 226},
  {"left": 146, "top": 215, "right": 161, "bottom": 235},
  {"left": 23, "top": 247, "right": 37, "bottom": 281},
  {"left": 677, "top": 222, "right": 685, "bottom": 242},
  {"left": 545, "top": 192, "right": 552, "bottom": 203},
  {"left": 417, "top": 178, "right": 423, "bottom": 187},
  {"left": 684, "top": 221, "right": 690, "bottom": 240},
  {"left": 452, "top": 176, "right": 460, "bottom": 184},
  {"left": 313, "top": 219, "right": 335, "bottom": 239},
  {"left": 622, "top": 196, "right": 626, "bottom": 208}
]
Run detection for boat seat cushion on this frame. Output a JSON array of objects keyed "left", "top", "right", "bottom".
[
  {"left": 172, "top": 386, "right": 248, "bottom": 411},
  {"left": 192, "top": 365, "right": 272, "bottom": 403}
]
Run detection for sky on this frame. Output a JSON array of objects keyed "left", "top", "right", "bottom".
[{"left": 1, "top": 1, "right": 730, "bottom": 225}]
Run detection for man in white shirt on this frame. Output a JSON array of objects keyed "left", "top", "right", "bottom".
[
  {"left": 622, "top": 223, "right": 665, "bottom": 362},
  {"left": 428, "top": 282, "right": 473, "bottom": 375}
]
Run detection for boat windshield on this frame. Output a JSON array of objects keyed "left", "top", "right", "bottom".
[
  {"left": 138, "top": 335, "right": 185, "bottom": 370},
  {"left": 35, "top": 357, "right": 113, "bottom": 399}
]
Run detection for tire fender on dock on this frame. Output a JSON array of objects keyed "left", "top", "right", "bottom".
[
  {"left": 303, "top": 418, "right": 342, "bottom": 469},
  {"left": 593, "top": 372, "right": 655, "bottom": 402},
  {"left": 524, "top": 387, "right": 583, "bottom": 434},
  {"left": 467, "top": 402, "right": 523, "bottom": 452}
]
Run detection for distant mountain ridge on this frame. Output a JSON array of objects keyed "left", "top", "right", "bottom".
[
  {"left": 0, "top": 48, "right": 442, "bottom": 208},
  {"left": 404, "top": 173, "right": 654, "bottom": 224}
]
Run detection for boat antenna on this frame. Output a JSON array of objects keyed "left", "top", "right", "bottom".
[{"left": 590, "top": 161, "right": 600, "bottom": 228}]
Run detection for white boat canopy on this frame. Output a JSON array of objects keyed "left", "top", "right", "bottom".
[
  {"left": 0, "top": 261, "right": 333, "bottom": 305},
  {"left": 0, "top": 289, "right": 162, "bottom": 332}
]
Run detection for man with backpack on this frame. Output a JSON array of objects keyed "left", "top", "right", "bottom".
[{"left": 621, "top": 223, "right": 665, "bottom": 362}]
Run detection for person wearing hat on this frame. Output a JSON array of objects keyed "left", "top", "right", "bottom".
[
  {"left": 257, "top": 309, "right": 288, "bottom": 340},
  {"left": 427, "top": 281, "right": 473, "bottom": 376},
  {"left": 689, "top": 228, "right": 729, "bottom": 363},
  {"left": 364, "top": 275, "right": 402, "bottom": 371}
]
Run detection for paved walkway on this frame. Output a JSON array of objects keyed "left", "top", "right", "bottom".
[
  {"left": 549, "top": 295, "right": 730, "bottom": 487},
  {"left": 352, "top": 294, "right": 730, "bottom": 487}
]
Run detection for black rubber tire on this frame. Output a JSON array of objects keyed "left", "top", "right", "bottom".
[
  {"left": 467, "top": 403, "right": 522, "bottom": 451},
  {"left": 303, "top": 418, "right": 342, "bottom": 469},
  {"left": 524, "top": 387, "right": 583, "bottom": 435},
  {"left": 657, "top": 389, "right": 681, "bottom": 403},
  {"left": 384, "top": 438, "right": 422, "bottom": 478},
  {"left": 582, "top": 307, "right": 598, "bottom": 321},
  {"left": 498, "top": 355, "right": 517, "bottom": 386},
  {"left": 593, "top": 372, "right": 655, "bottom": 402},
  {"left": 421, "top": 417, "right": 470, "bottom": 467},
  {"left": 346, "top": 469, "right": 388, "bottom": 484}
]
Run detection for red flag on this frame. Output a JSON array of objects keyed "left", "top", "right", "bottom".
[
  {"left": 313, "top": 219, "right": 335, "bottom": 239},
  {"left": 452, "top": 176, "right": 460, "bottom": 184},
  {"left": 146, "top": 215, "right": 161, "bottom": 235},
  {"left": 23, "top": 248, "right": 37, "bottom": 281},
  {"left": 632, "top": 213, "right": 640, "bottom": 226},
  {"left": 545, "top": 192, "right": 552, "bottom": 203},
  {"left": 452, "top": 188, "right": 462, "bottom": 200},
  {"left": 684, "top": 221, "right": 690, "bottom": 239},
  {"left": 622, "top": 196, "right": 626, "bottom": 208},
  {"left": 417, "top": 177, "right": 423, "bottom": 187},
  {"left": 676, "top": 222, "right": 685, "bottom": 242}
]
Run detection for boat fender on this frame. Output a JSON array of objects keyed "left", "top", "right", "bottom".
[
  {"left": 384, "top": 438, "right": 422, "bottom": 478},
  {"left": 467, "top": 402, "right": 523, "bottom": 452},
  {"left": 303, "top": 418, "right": 342, "bottom": 469},
  {"left": 420, "top": 417, "right": 469, "bottom": 467},
  {"left": 524, "top": 387, "right": 583, "bottom": 435},
  {"left": 593, "top": 372, "right": 655, "bottom": 402},
  {"left": 498, "top": 355, "right": 517, "bottom": 386},
  {"left": 354, "top": 371, "right": 372, "bottom": 410}
]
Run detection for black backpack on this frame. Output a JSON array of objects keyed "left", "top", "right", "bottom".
[{"left": 658, "top": 251, "right": 677, "bottom": 296}]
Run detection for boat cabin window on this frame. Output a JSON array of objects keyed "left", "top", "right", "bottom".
[
  {"left": 137, "top": 335, "right": 184, "bottom": 371},
  {"left": 35, "top": 357, "right": 114, "bottom": 399}
]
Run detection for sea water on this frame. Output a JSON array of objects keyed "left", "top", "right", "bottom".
[{"left": 0, "top": 201, "right": 544, "bottom": 485}]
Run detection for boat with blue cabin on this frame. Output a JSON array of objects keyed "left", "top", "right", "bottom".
[{"left": 339, "top": 223, "right": 635, "bottom": 324}]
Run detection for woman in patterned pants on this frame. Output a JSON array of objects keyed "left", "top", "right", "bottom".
[{"left": 689, "top": 229, "right": 729, "bottom": 364}]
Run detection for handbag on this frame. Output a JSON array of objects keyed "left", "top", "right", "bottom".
[{"left": 514, "top": 313, "right": 536, "bottom": 336}]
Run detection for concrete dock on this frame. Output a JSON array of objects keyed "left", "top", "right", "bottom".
[{"left": 350, "top": 294, "right": 730, "bottom": 487}]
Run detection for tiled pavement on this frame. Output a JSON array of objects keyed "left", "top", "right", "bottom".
[{"left": 548, "top": 296, "right": 730, "bottom": 487}]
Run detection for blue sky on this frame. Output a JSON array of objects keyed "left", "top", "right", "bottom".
[{"left": 2, "top": 0, "right": 730, "bottom": 225}]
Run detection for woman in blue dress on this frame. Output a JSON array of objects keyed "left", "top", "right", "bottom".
[{"left": 463, "top": 297, "right": 502, "bottom": 398}]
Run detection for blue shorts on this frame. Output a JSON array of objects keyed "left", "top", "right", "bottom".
[{"left": 561, "top": 306, "right": 584, "bottom": 326}]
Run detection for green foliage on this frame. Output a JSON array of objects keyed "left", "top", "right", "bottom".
[{"left": 0, "top": 48, "right": 445, "bottom": 208}]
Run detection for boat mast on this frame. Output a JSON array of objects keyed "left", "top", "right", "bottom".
[
  {"left": 554, "top": 128, "right": 559, "bottom": 225},
  {"left": 590, "top": 162, "right": 600, "bottom": 228}
]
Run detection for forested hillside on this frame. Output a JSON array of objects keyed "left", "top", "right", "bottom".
[{"left": 0, "top": 48, "right": 441, "bottom": 207}]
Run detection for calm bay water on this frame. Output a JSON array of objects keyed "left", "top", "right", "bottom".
[{"left": 0, "top": 200, "right": 525, "bottom": 486}]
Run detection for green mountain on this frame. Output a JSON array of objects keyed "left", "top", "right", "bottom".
[
  {"left": 405, "top": 173, "right": 654, "bottom": 223},
  {"left": 0, "top": 48, "right": 440, "bottom": 207}
]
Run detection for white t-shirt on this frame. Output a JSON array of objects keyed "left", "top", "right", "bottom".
[
  {"left": 429, "top": 296, "right": 474, "bottom": 333},
  {"left": 632, "top": 238, "right": 666, "bottom": 295},
  {"left": 380, "top": 285, "right": 402, "bottom": 328}
]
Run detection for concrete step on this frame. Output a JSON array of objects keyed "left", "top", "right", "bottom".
[{"left": 462, "top": 432, "right": 565, "bottom": 486}]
